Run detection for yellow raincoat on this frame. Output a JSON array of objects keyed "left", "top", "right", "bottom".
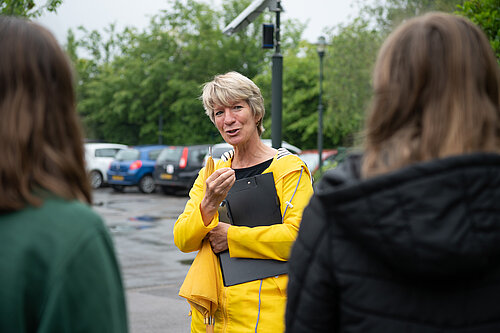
[{"left": 174, "top": 149, "right": 314, "bottom": 332}]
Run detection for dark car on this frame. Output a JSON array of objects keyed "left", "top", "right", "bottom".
[
  {"left": 107, "top": 145, "right": 168, "bottom": 193},
  {"left": 153, "top": 144, "right": 210, "bottom": 194}
]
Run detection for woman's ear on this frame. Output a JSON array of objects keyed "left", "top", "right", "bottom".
[{"left": 255, "top": 114, "right": 262, "bottom": 125}]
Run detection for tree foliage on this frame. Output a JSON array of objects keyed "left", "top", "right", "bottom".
[
  {"left": 72, "top": 0, "right": 279, "bottom": 145},
  {"left": 323, "top": 18, "right": 382, "bottom": 147},
  {"left": 456, "top": 0, "right": 500, "bottom": 63},
  {"left": 1, "top": 0, "right": 62, "bottom": 17},
  {"left": 359, "top": 0, "right": 465, "bottom": 34},
  {"left": 68, "top": 0, "right": 497, "bottom": 149},
  {"left": 254, "top": 39, "right": 319, "bottom": 149}
]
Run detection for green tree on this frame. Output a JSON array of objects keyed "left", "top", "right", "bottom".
[
  {"left": 1, "top": 0, "right": 62, "bottom": 17},
  {"left": 71, "top": 0, "right": 482, "bottom": 149},
  {"left": 359, "top": 0, "right": 465, "bottom": 33},
  {"left": 254, "top": 39, "right": 318, "bottom": 149},
  {"left": 456, "top": 0, "right": 500, "bottom": 63},
  {"left": 71, "top": 0, "right": 278, "bottom": 145},
  {"left": 316, "top": 0, "right": 467, "bottom": 147},
  {"left": 322, "top": 18, "right": 382, "bottom": 147}
]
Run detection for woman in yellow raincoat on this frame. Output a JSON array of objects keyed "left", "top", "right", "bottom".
[{"left": 174, "top": 71, "right": 314, "bottom": 332}]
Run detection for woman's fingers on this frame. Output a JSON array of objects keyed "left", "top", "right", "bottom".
[
  {"left": 200, "top": 168, "right": 235, "bottom": 225},
  {"left": 208, "top": 222, "right": 230, "bottom": 253},
  {"left": 207, "top": 167, "right": 234, "bottom": 184},
  {"left": 206, "top": 167, "right": 235, "bottom": 196}
]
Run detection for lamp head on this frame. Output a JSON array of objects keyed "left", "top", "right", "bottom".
[{"left": 316, "top": 35, "right": 326, "bottom": 57}]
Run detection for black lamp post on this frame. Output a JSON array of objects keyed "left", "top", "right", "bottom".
[
  {"left": 271, "top": 0, "right": 283, "bottom": 150},
  {"left": 222, "top": 0, "right": 284, "bottom": 149},
  {"left": 317, "top": 36, "right": 326, "bottom": 171}
]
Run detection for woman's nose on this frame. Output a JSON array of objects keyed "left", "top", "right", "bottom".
[{"left": 223, "top": 108, "right": 235, "bottom": 123}]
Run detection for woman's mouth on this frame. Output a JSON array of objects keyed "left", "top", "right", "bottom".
[{"left": 226, "top": 129, "right": 239, "bottom": 135}]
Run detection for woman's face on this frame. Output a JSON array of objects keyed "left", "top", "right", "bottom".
[{"left": 213, "top": 100, "right": 260, "bottom": 148}]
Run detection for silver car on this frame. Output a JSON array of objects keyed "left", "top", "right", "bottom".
[{"left": 84, "top": 142, "right": 128, "bottom": 189}]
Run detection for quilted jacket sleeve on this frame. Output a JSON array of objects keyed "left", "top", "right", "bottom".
[{"left": 286, "top": 194, "right": 338, "bottom": 332}]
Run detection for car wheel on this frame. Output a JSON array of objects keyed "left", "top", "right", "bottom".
[
  {"left": 89, "top": 170, "right": 103, "bottom": 189},
  {"left": 112, "top": 185, "right": 125, "bottom": 192},
  {"left": 139, "top": 175, "right": 156, "bottom": 194}
]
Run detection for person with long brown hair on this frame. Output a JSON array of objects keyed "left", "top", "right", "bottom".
[
  {"left": 286, "top": 12, "right": 500, "bottom": 332},
  {"left": 0, "top": 16, "right": 128, "bottom": 332}
]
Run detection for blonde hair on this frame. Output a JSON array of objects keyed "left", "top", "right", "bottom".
[
  {"left": 362, "top": 12, "right": 500, "bottom": 178},
  {"left": 201, "top": 71, "right": 265, "bottom": 136}
]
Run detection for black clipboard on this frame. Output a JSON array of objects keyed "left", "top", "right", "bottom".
[{"left": 217, "top": 172, "right": 288, "bottom": 286}]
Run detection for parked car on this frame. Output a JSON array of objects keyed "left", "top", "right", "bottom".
[
  {"left": 153, "top": 144, "right": 210, "bottom": 194},
  {"left": 84, "top": 143, "right": 128, "bottom": 189},
  {"left": 298, "top": 149, "right": 338, "bottom": 175},
  {"left": 205, "top": 139, "right": 302, "bottom": 165},
  {"left": 107, "top": 145, "right": 168, "bottom": 193}
]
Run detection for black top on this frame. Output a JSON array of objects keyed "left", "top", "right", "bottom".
[
  {"left": 233, "top": 158, "right": 273, "bottom": 180},
  {"left": 286, "top": 153, "right": 500, "bottom": 333}
]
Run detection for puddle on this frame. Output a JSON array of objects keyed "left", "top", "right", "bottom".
[
  {"left": 129, "top": 215, "right": 162, "bottom": 222},
  {"left": 179, "top": 259, "right": 194, "bottom": 266},
  {"left": 109, "top": 224, "right": 154, "bottom": 233}
]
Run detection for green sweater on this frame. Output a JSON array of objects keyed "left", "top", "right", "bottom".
[{"left": 0, "top": 197, "right": 128, "bottom": 332}]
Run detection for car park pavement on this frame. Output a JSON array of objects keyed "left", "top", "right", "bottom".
[
  {"left": 92, "top": 187, "right": 193, "bottom": 332},
  {"left": 127, "top": 285, "right": 190, "bottom": 332}
]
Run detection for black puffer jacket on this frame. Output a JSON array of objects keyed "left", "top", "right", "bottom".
[{"left": 286, "top": 153, "right": 500, "bottom": 333}]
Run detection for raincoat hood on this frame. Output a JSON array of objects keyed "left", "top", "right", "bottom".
[{"left": 316, "top": 153, "right": 500, "bottom": 280}]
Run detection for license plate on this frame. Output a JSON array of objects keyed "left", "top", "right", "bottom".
[
  {"left": 160, "top": 174, "right": 173, "bottom": 180},
  {"left": 112, "top": 175, "right": 124, "bottom": 181}
]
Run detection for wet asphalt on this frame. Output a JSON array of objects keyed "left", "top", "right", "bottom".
[{"left": 92, "top": 186, "right": 194, "bottom": 332}]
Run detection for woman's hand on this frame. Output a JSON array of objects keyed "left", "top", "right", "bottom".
[
  {"left": 200, "top": 167, "right": 235, "bottom": 226},
  {"left": 207, "top": 222, "right": 230, "bottom": 253}
]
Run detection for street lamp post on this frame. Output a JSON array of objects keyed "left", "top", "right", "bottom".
[
  {"left": 317, "top": 36, "right": 326, "bottom": 171},
  {"left": 222, "top": 0, "right": 284, "bottom": 150},
  {"left": 271, "top": 0, "right": 283, "bottom": 150}
]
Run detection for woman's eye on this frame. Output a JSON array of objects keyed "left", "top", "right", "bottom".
[
  {"left": 233, "top": 105, "right": 243, "bottom": 110},
  {"left": 215, "top": 110, "right": 223, "bottom": 117}
]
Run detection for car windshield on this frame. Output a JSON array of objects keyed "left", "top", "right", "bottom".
[
  {"left": 148, "top": 149, "right": 163, "bottom": 160},
  {"left": 115, "top": 149, "right": 140, "bottom": 161},
  {"left": 95, "top": 148, "right": 121, "bottom": 158},
  {"left": 157, "top": 147, "right": 183, "bottom": 162}
]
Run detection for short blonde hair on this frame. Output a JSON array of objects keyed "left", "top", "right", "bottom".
[{"left": 201, "top": 71, "right": 265, "bottom": 136}]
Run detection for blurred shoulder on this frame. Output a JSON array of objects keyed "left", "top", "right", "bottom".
[
  {"left": 41, "top": 197, "right": 103, "bottom": 226},
  {"left": 2, "top": 197, "right": 106, "bottom": 236}
]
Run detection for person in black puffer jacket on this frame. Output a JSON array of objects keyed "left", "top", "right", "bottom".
[{"left": 286, "top": 12, "right": 500, "bottom": 333}]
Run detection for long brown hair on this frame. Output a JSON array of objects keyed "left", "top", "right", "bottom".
[
  {"left": 362, "top": 12, "right": 500, "bottom": 178},
  {"left": 0, "top": 16, "right": 91, "bottom": 212}
]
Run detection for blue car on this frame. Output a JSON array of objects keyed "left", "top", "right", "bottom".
[{"left": 107, "top": 145, "right": 168, "bottom": 193}]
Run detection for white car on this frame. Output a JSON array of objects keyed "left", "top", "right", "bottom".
[{"left": 84, "top": 143, "right": 128, "bottom": 189}]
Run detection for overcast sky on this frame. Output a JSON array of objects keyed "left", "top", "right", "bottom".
[{"left": 37, "top": 0, "right": 362, "bottom": 44}]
